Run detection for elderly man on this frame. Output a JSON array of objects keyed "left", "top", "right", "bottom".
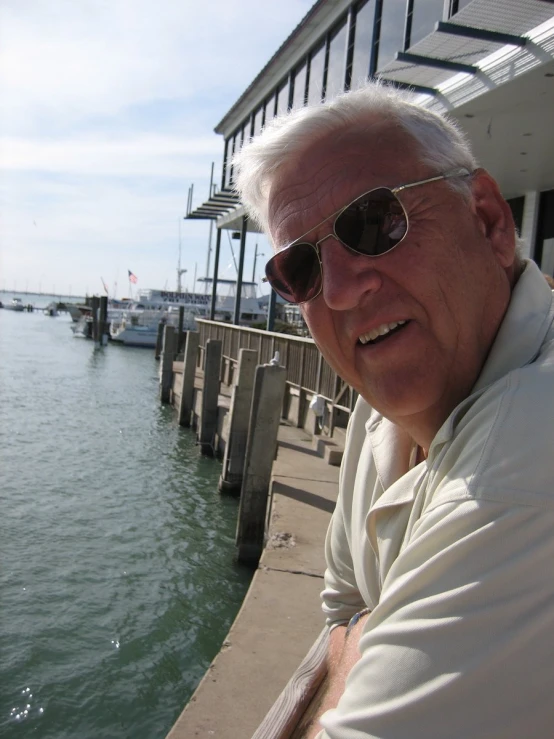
[{"left": 234, "top": 83, "right": 554, "bottom": 738}]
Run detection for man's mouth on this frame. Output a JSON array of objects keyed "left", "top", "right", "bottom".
[{"left": 358, "top": 320, "right": 408, "bottom": 346}]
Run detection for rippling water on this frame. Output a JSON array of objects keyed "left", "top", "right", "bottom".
[{"left": 0, "top": 309, "right": 252, "bottom": 738}]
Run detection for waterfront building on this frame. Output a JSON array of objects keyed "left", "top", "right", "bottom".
[{"left": 187, "top": 0, "right": 554, "bottom": 328}]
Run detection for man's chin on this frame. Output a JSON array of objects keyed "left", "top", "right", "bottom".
[{"left": 358, "top": 379, "right": 445, "bottom": 426}]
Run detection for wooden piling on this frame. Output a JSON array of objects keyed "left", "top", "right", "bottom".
[
  {"left": 198, "top": 338, "right": 222, "bottom": 455},
  {"left": 178, "top": 331, "right": 199, "bottom": 427},
  {"left": 159, "top": 325, "right": 177, "bottom": 403},
  {"left": 236, "top": 363, "right": 287, "bottom": 566},
  {"left": 99, "top": 295, "right": 109, "bottom": 346},
  {"left": 91, "top": 296, "right": 100, "bottom": 343},
  {"left": 155, "top": 321, "right": 165, "bottom": 360},
  {"left": 177, "top": 306, "right": 185, "bottom": 354},
  {"left": 218, "top": 349, "right": 257, "bottom": 494}
]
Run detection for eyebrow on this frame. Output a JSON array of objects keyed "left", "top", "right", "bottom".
[{"left": 276, "top": 167, "right": 472, "bottom": 251}]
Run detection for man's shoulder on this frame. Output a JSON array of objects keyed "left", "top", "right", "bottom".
[{"left": 433, "top": 350, "right": 554, "bottom": 512}]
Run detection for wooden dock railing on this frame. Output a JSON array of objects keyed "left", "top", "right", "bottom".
[
  {"left": 196, "top": 320, "right": 357, "bottom": 437},
  {"left": 251, "top": 627, "right": 329, "bottom": 739}
]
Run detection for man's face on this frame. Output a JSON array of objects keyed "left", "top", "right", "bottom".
[{"left": 267, "top": 127, "right": 516, "bottom": 440}]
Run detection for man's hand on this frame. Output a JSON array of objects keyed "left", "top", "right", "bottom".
[{"left": 305, "top": 611, "right": 370, "bottom": 738}]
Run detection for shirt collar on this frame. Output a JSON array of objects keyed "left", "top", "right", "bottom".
[
  {"left": 433, "top": 259, "right": 554, "bottom": 449},
  {"left": 363, "top": 260, "right": 554, "bottom": 495}
]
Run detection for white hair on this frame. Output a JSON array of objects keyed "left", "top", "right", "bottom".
[{"left": 233, "top": 81, "right": 478, "bottom": 235}]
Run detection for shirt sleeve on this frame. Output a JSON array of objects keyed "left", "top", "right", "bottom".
[
  {"left": 321, "top": 499, "right": 367, "bottom": 630},
  {"left": 320, "top": 400, "right": 373, "bottom": 629},
  {"left": 319, "top": 497, "right": 554, "bottom": 739}
]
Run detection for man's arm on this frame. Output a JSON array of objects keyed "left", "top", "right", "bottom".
[
  {"left": 315, "top": 499, "right": 554, "bottom": 739},
  {"left": 305, "top": 613, "right": 370, "bottom": 739}
]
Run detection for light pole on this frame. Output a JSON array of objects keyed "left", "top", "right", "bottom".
[{"left": 252, "top": 243, "right": 265, "bottom": 283}]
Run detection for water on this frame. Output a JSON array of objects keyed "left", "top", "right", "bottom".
[{"left": 0, "top": 309, "right": 252, "bottom": 738}]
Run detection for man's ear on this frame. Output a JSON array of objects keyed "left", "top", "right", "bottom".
[{"left": 469, "top": 168, "right": 516, "bottom": 270}]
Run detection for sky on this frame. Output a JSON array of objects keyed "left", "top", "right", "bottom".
[{"left": 0, "top": 0, "right": 314, "bottom": 298}]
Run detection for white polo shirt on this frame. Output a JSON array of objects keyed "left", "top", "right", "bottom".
[{"left": 319, "top": 260, "right": 554, "bottom": 738}]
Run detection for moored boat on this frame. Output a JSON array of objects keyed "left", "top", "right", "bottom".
[
  {"left": 5, "top": 298, "right": 25, "bottom": 312},
  {"left": 109, "top": 307, "right": 195, "bottom": 348},
  {"left": 44, "top": 302, "right": 58, "bottom": 317}
]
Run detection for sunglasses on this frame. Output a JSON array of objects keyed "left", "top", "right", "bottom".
[{"left": 264, "top": 167, "right": 471, "bottom": 304}]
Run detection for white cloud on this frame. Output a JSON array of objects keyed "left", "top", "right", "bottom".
[
  {"left": 0, "top": 0, "right": 313, "bottom": 295},
  {"left": 0, "top": 133, "right": 222, "bottom": 177},
  {"left": 0, "top": 0, "right": 311, "bottom": 130}
]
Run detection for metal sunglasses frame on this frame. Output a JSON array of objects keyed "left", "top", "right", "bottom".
[{"left": 263, "top": 167, "right": 472, "bottom": 304}]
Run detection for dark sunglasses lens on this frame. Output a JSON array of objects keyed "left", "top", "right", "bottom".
[
  {"left": 334, "top": 188, "right": 407, "bottom": 255},
  {"left": 266, "top": 243, "right": 321, "bottom": 304}
]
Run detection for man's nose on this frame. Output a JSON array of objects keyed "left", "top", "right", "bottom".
[{"left": 319, "top": 237, "right": 382, "bottom": 310}]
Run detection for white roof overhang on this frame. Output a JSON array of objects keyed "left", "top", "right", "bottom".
[{"left": 208, "top": 0, "right": 554, "bottom": 230}]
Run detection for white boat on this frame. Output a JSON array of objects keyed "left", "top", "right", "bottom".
[
  {"left": 71, "top": 316, "right": 90, "bottom": 339},
  {"left": 5, "top": 298, "right": 25, "bottom": 312},
  {"left": 67, "top": 303, "right": 88, "bottom": 322},
  {"left": 110, "top": 282, "right": 267, "bottom": 348},
  {"left": 69, "top": 278, "right": 267, "bottom": 347},
  {"left": 110, "top": 320, "right": 163, "bottom": 347},
  {"left": 109, "top": 309, "right": 183, "bottom": 348},
  {"left": 44, "top": 301, "right": 58, "bottom": 317}
]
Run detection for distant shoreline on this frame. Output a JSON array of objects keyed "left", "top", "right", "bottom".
[{"left": 0, "top": 289, "right": 86, "bottom": 301}]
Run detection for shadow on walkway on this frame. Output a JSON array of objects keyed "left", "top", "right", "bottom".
[
  {"left": 272, "top": 481, "right": 336, "bottom": 514},
  {"left": 277, "top": 439, "right": 320, "bottom": 457}
]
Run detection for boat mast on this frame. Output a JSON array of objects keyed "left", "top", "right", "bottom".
[{"left": 176, "top": 217, "right": 187, "bottom": 293}]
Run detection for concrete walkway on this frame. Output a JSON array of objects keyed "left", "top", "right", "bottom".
[{"left": 167, "top": 423, "right": 341, "bottom": 739}]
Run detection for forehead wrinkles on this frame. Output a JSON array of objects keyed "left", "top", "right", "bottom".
[{"left": 268, "top": 156, "right": 368, "bottom": 247}]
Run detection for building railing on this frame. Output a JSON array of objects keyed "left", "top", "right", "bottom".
[{"left": 196, "top": 319, "right": 357, "bottom": 436}]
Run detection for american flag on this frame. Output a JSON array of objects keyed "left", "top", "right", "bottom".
[{"left": 128, "top": 270, "right": 138, "bottom": 284}]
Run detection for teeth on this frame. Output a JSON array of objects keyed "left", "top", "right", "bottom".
[{"left": 359, "top": 320, "right": 406, "bottom": 345}]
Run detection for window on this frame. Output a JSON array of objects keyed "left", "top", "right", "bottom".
[
  {"left": 223, "top": 138, "right": 232, "bottom": 188},
  {"left": 307, "top": 44, "right": 326, "bottom": 106},
  {"left": 325, "top": 22, "right": 348, "bottom": 101},
  {"left": 226, "top": 130, "right": 241, "bottom": 186},
  {"left": 376, "top": 0, "right": 409, "bottom": 71},
  {"left": 292, "top": 64, "right": 307, "bottom": 109},
  {"left": 276, "top": 80, "right": 289, "bottom": 116},
  {"left": 536, "top": 189, "right": 554, "bottom": 273},
  {"left": 252, "top": 106, "right": 264, "bottom": 138},
  {"left": 264, "top": 93, "right": 276, "bottom": 123},
  {"left": 241, "top": 121, "right": 248, "bottom": 147},
  {"left": 409, "top": 0, "right": 444, "bottom": 47},
  {"left": 351, "top": 0, "right": 376, "bottom": 89},
  {"left": 450, "top": 0, "right": 472, "bottom": 15},
  {"left": 224, "top": 136, "right": 234, "bottom": 187}
]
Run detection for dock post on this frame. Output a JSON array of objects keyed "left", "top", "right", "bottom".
[
  {"left": 159, "top": 325, "right": 177, "bottom": 403},
  {"left": 154, "top": 321, "right": 165, "bottom": 360},
  {"left": 177, "top": 306, "right": 185, "bottom": 354},
  {"left": 218, "top": 349, "right": 257, "bottom": 494},
  {"left": 178, "top": 331, "right": 199, "bottom": 427},
  {"left": 198, "top": 339, "right": 222, "bottom": 455},
  {"left": 91, "top": 296, "right": 100, "bottom": 343},
  {"left": 236, "top": 363, "right": 287, "bottom": 566},
  {"left": 99, "top": 295, "right": 109, "bottom": 346}
]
